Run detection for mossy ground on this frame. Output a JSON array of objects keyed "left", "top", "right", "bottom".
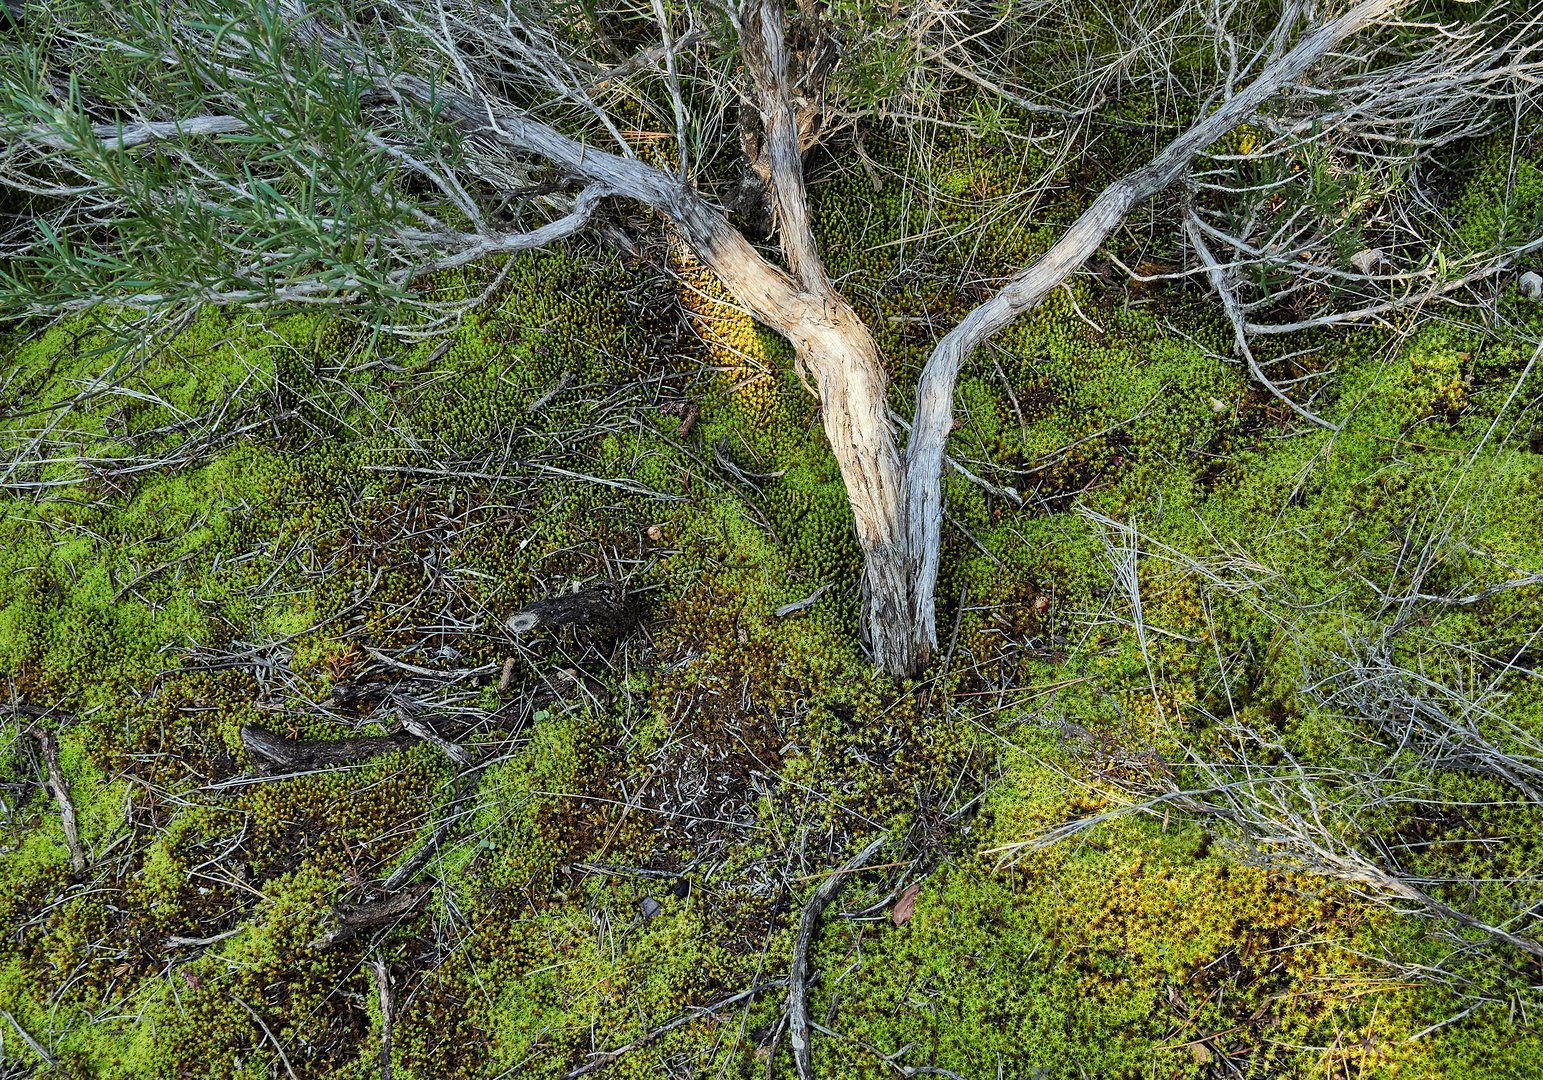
[{"left": 3, "top": 110, "right": 1543, "bottom": 1080}]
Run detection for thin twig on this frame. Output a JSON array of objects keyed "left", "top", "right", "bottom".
[{"left": 787, "top": 836, "right": 888, "bottom": 1080}]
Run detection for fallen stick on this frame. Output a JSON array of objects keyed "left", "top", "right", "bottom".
[
  {"left": 240, "top": 723, "right": 420, "bottom": 775},
  {"left": 787, "top": 837, "right": 887, "bottom": 1080},
  {"left": 27, "top": 726, "right": 87, "bottom": 875},
  {"left": 232, "top": 995, "right": 300, "bottom": 1080},
  {"left": 369, "top": 950, "right": 394, "bottom": 1080},
  {"left": 0, "top": 1006, "right": 61, "bottom": 1072},
  {"left": 310, "top": 884, "right": 433, "bottom": 950},
  {"left": 380, "top": 769, "right": 484, "bottom": 892}
]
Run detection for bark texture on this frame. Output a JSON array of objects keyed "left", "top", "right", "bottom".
[
  {"left": 504, "top": 580, "right": 640, "bottom": 637},
  {"left": 241, "top": 723, "right": 420, "bottom": 774}
]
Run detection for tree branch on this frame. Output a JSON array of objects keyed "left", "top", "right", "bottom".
[
  {"left": 1183, "top": 211, "right": 1340, "bottom": 431},
  {"left": 902, "top": 0, "right": 1402, "bottom": 651},
  {"left": 6, "top": 114, "right": 249, "bottom": 151},
  {"left": 738, "top": 0, "right": 830, "bottom": 294},
  {"left": 27, "top": 725, "right": 87, "bottom": 876},
  {"left": 786, "top": 836, "right": 887, "bottom": 1080}
]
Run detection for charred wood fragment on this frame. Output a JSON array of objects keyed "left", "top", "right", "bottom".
[{"left": 505, "top": 581, "right": 639, "bottom": 638}]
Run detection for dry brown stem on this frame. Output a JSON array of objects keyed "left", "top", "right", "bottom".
[{"left": 26, "top": 725, "right": 86, "bottom": 876}]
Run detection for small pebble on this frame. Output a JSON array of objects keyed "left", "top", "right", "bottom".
[{"left": 640, "top": 897, "right": 662, "bottom": 919}]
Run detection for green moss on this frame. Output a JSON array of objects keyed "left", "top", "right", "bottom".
[{"left": 2, "top": 101, "right": 1542, "bottom": 1080}]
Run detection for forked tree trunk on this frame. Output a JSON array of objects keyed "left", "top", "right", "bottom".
[
  {"left": 784, "top": 302, "right": 927, "bottom": 678},
  {"left": 264, "top": 0, "right": 1401, "bottom": 682}
]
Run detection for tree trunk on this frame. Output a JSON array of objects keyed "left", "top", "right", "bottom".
[{"left": 785, "top": 302, "right": 928, "bottom": 679}]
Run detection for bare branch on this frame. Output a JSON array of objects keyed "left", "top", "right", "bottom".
[
  {"left": 903, "top": 0, "right": 1402, "bottom": 652},
  {"left": 786, "top": 836, "right": 887, "bottom": 1080},
  {"left": 738, "top": 0, "right": 830, "bottom": 293},
  {"left": 26, "top": 725, "right": 87, "bottom": 875},
  {"left": 6, "top": 114, "right": 249, "bottom": 151},
  {"left": 1184, "top": 211, "right": 1340, "bottom": 430}
]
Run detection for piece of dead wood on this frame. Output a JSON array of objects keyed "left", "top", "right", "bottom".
[
  {"left": 240, "top": 722, "right": 419, "bottom": 775},
  {"left": 0, "top": 1006, "right": 61, "bottom": 1072},
  {"left": 527, "top": 369, "right": 574, "bottom": 413},
  {"left": 395, "top": 714, "right": 473, "bottom": 766},
  {"left": 380, "top": 768, "right": 484, "bottom": 892},
  {"left": 505, "top": 581, "right": 639, "bottom": 638},
  {"left": 533, "top": 666, "right": 610, "bottom": 711},
  {"left": 786, "top": 836, "right": 887, "bottom": 1080},
  {"left": 10, "top": 703, "right": 77, "bottom": 720},
  {"left": 26, "top": 725, "right": 86, "bottom": 875},
  {"left": 232, "top": 995, "right": 300, "bottom": 1080},
  {"left": 311, "top": 884, "right": 433, "bottom": 950},
  {"left": 774, "top": 582, "right": 832, "bottom": 617}
]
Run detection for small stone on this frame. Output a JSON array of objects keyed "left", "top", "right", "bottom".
[
  {"left": 645, "top": 523, "right": 663, "bottom": 542},
  {"left": 640, "top": 896, "right": 662, "bottom": 919},
  {"left": 672, "top": 878, "right": 690, "bottom": 899},
  {"left": 1208, "top": 396, "right": 1229, "bottom": 415},
  {"left": 1520, "top": 271, "right": 1543, "bottom": 299}
]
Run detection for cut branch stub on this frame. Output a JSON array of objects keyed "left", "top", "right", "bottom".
[{"left": 505, "top": 581, "right": 639, "bottom": 638}]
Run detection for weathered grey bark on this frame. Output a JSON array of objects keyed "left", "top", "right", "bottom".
[
  {"left": 240, "top": 722, "right": 420, "bottom": 774},
  {"left": 785, "top": 836, "right": 887, "bottom": 1080},
  {"left": 369, "top": 951, "right": 395, "bottom": 1080},
  {"left": 333, "top": 0, "right": 1400, "bottom": 676},
  {"left": 387, "top": 8, "right": 924, "bottom": 673},
  {"left": 732, "top": 0, "right": 918, "bottom": 674}
]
